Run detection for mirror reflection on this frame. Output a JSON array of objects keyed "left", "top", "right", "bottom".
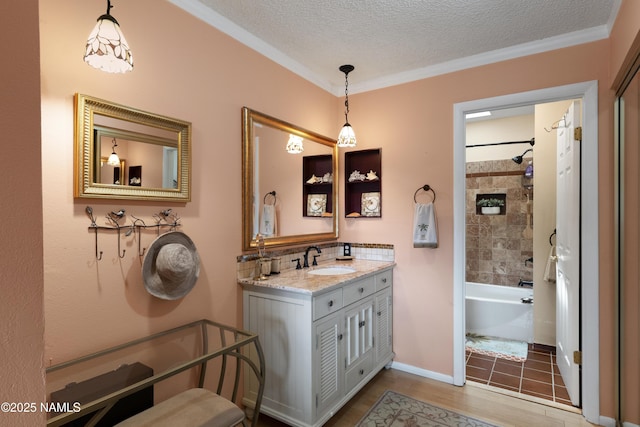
[
  {"left": 242, "top": 107, "right": 338, "bottom": 250},
  {"left": 74, "top": 93, "right": 191, "bottom": 202},
  {"left": 93, "top": 124, "right": 178, "bottom": 188}
]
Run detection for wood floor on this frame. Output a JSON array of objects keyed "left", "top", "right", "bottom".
[{"left": 256, "top": 368, "right": 600, "bottom": 426}]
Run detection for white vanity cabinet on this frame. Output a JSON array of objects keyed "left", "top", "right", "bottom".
[{"left": 241, "top": 266, "right": 393, "bottom": 427}]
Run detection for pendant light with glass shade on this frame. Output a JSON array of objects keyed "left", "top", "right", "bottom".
[
  {"left": 84, "top": 0, "right": 134, "bottom": 73},
  {"left": 286, "top": 134, "right": 304, "bottom": 154},
  {"left": 337, "top": 65, "right": 356, "bottom": 148},
  {"left": 107, "top": 138, "right": 121, "bottom": 166}
]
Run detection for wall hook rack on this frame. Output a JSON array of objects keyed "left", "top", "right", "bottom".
[{"left": 86, "top": 206, "right": 182, "bottom": 261}]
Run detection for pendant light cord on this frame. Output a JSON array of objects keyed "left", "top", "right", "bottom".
[{"left": 344, "top": 74, "right": 350, "bottom": 122}]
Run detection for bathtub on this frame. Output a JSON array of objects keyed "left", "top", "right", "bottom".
[{"left": 465, "top": 282, "right": 534, "bottom": 343}]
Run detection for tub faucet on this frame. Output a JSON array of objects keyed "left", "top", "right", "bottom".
[
  {"left": 518, "top": 279, "right": 533, "bottom": 287},
  {"left": 303, "top": 246, "right": 321, "bottom": 268}
]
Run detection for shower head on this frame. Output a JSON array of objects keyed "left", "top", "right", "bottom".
[{"left": 512, "top": 148, "right": 533, "bottom": 164}]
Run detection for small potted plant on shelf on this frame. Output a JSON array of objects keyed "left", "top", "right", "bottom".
[{"left": 476, "top": 198, "right": 504, "bottom": 215}]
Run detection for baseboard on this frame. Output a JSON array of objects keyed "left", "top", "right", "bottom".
[
  {"left": 390, "top": 361, "right": 455, "bottom": 385},
  {"left": 597, "top": 416, "right": 619, "bottom": 427},
  {"left": 596, "top": 416, "right": 639, "bottom": 427}
]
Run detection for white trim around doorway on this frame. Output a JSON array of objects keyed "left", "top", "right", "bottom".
[{"left": 452, "top": 81, "right": 600, "bottom": 424}]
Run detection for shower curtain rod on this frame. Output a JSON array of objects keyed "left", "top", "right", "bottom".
[{"left": 466, "top": 138, "right": 534, "bottom": 148}]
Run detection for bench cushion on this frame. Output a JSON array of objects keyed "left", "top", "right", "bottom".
[{"left": 115, "top": 388, "right": 244, "bottom": 427}]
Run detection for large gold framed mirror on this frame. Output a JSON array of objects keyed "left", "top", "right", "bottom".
[
  {"left": 242, "top": 107, "right": 338, "bottom": 250},
  {"left": 74, "top": 93, "right": 192, "bottom": 202}
]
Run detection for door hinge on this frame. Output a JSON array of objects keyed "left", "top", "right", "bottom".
[
  {"left": 573, "top": 350, "right": 582, "bottom": 365},
  {"left": 574, "top": 126, "right": 582, "bottom": 141}
]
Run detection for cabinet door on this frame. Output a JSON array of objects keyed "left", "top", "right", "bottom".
[
  {"left": 375, "top": 288, "right": 393, "bottom": 363},
  {"left": 314, "top": 311, "right": 343, "bottom": 416},
  {"left": 345, "top": 299, "right": 374, "bottom": 369}
]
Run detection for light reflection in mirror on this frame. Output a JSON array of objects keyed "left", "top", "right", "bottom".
[{"left": 93, "top": 125, "right": 178, "bottom": 189}]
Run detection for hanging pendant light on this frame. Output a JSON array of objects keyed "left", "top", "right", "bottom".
[
  {"left": 107, "top": 138, "right": 120, "bottom": 166},
  {"left": 286, "top": 134, "right": 304, "bottom": 154},
  {"left": 337, "top": 64, "right": 356, "bottom": 148},
  {"left": 84, "top": 0, "right": 133, "bottom": 73}
]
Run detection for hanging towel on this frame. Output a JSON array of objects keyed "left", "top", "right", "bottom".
[
  {"left": 259, "top": 204, "right": 277, "bottom": 237},
  {"left": 544, "top": 245, "right": 557, "bottom": 282},
  {"left": 413, "top": 202, "right": 438, "bottom": 248}
]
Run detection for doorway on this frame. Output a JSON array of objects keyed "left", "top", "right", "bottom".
[
  {"left": 463, "top": 102, "right": 574, "bottom": 406},
  {"left": 452, "top": 81, "right": 600, "bottom": 423}
]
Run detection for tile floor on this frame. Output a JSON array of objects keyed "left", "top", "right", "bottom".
[{"left": 466, "top": 343, "right": 574, "bottom": 406}]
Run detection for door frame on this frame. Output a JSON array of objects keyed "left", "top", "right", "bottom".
[{"left": 452, "top": 81, "right": 599, "bottom": 423}]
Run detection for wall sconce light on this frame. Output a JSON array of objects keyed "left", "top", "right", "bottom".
[
  {"left": 84, "top": 0, "right": 134, "bottom": 73},
  {"left": 337, "top": 64, "right": 356, "bottom": 148},
  {"left": 286, "top": 134, "right": 304, "bottom": 154},
  {"left": 107, "top": 138, "right": 121, "bottom": 166}
]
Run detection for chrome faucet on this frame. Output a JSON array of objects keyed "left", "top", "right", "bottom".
[{"left": 303, "top": 246, "right": 321, "bottom": 268}]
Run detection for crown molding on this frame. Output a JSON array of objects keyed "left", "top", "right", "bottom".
[{"left": 170, "top": 0, "right": 610, "bottom": 96}]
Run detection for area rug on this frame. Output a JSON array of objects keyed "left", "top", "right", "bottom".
[
  {"left": 356, "top": 390, "right": 498, "bottom": 427},
  {"left": 465, "top": 333, "right": 528, "bottom": 362}
]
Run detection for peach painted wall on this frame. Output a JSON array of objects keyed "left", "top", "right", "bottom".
[
  {"left": 0, "top": 0, "right": 46, "bottom": 426},
  {"left": 338, "top": 40, "right": 616, "bottom": 415},
  {"left": 610, "top": 0, "right": 640, "bottom": 87},
  {"left": 27, "top": 0, "right": 640, "bottom": 422},
  {"left": 39, "top": 0, "right": 336, "bottom": 368}
]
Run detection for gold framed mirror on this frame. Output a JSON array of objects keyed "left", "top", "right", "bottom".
[
  {"left": 74, "top": 93, "right": 192, "bottom": 202},
  {"left": 242, "top": 107, "right": 338, "bottom": 250}
]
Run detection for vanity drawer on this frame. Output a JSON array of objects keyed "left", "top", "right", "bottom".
[
  {"left": 375, "top": 270, "right": 392, "bottom": 291},
  {"left": 345, "top": 353, "right": 373, "bottom": 392},
  {"left": 343, "top": 277, "right": 375, "bottom": 307},
  {"left": 313, "top": 289, "right": 343, "bottom": 321}
]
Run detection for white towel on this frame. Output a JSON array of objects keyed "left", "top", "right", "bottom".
[
  {"left": 413, "top": 202, "right": 438, "bottom": 248},
  {"left": 259, "top": 204, "right": 277, "bottom": 237},
  {"left": 544, "top": 245, "right": 557, "bottom": 282}
]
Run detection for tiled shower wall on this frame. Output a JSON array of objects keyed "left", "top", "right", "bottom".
[{"left": 466, "top": 159, "right": 533, "bottom": 287}]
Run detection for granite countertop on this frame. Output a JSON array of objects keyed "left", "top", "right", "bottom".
[{"left": 238, "top": 259, "right": 395, "bottom": 295}]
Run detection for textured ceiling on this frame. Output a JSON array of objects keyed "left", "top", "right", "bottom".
[{"left": 170, "top": 0, "right": 620, "bottom": 94}]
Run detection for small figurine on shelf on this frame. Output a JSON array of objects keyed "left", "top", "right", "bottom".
[
  {"left": 366, "top": 170, "right": 379, "bottom": 181},
  {"left": 348, "top": 170, "right": 365, "bottom": 182}
]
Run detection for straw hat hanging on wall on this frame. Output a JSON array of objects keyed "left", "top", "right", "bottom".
[{"left": 142, "top": 231, "right": 200, "bottom": 300}]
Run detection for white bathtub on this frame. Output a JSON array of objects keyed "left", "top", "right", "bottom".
[{"left": 465, "top": 282, "right": 534, "bottom": 343}]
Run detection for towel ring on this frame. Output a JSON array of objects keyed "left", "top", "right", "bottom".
[
  {"left": 414, "top": 185, "right": 436, "bottom": 203},
  {"left": 549, "top": 228, "right": 556, "bottom": 246},
  {"left": 263, "top": 191, "right": 276, "bottom": 205}
]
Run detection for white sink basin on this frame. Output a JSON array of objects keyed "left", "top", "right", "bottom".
[{"left": 308, "top": 266, "right": 356, "bottom": 276}]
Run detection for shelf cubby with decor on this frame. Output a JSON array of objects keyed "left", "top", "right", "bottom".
[
  {"left": 344, "top": 148, "right": 382, "bottom": 218},
  {"left": 302, "top": 154, "right": 333, "bottom": 217}
]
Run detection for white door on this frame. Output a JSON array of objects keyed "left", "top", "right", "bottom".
[{"left": 556, "top": 101, "right": 581, "bottom": 406}]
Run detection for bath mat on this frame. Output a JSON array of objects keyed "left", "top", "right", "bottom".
[
  {"left": 356, "top": 390, "right": 498, "bottom": 426},
  {"left": 465, "top": 334, "right": 528, "bottom": 362}
]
